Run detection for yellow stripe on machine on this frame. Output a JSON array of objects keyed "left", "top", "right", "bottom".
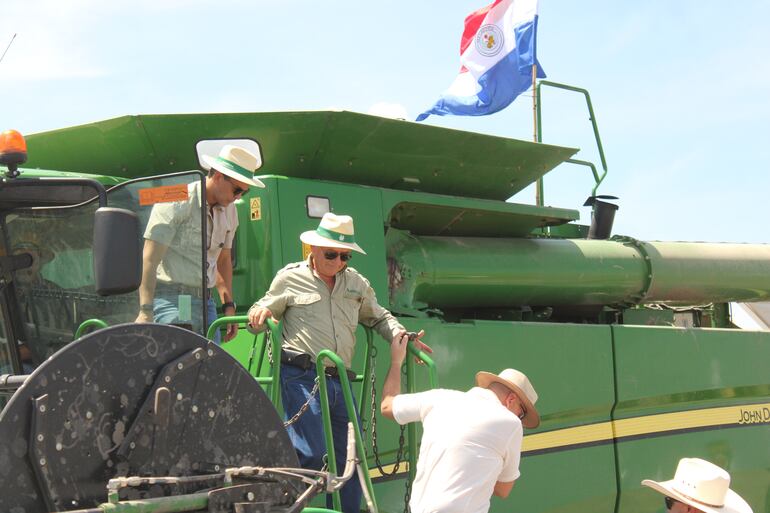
[{"left": 370, "top": 402, "right": 770, "bottom": 478}]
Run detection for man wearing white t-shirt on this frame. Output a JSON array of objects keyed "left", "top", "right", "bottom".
[{"left": 381, "top": 333, "right": 541, "bottom": 513}]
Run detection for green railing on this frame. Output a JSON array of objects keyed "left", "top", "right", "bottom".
[
  {"left": 316, "top": 350, "right": 377, "bottom": 512},
  {"left": 207, "top": 315, "right": 282, "bottom": 405},
  {"left": 403, "top": 339, "right": 436, "bottom": 487},
  {"left": 207, "top": 318, "right": 439, "bottom": 513},
  {"left": 535, "top": 80, "right": 609, "bottom": 204},
  {"left": 74, "top": 318, "right": 108, "bottom": 339}
]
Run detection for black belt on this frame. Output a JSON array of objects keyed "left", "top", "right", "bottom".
[
  {"left": 281, "top": 351, "right": 356, "bottom": 381},
  {"left": 156, "top": 283, "right": 210, "bottom": 299}
]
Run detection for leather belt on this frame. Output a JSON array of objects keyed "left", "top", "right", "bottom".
[{"left": 281, "top": 351, "right": 356, "bottom": 381}]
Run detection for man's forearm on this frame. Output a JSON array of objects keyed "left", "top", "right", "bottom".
[
  {"left": 380, "top": 360, "right": 403, "bottom": 419},
  {"left": 138, "top": 271, "right": 157, "bottom": 306},
  {"left": 215, "top": 249, "right": 234, "bottom": 303}
]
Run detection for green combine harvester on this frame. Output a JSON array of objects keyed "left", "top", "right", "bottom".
[{"left": 1, "top": 89, "right": 768, "bottom": 513}]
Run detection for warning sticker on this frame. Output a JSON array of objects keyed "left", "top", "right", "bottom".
[
  {"left": 250, "top": 197, "right": 262, "bottom": 221},
  {"left": 138, "top": 184, "right": 189, "bottom": 206}
]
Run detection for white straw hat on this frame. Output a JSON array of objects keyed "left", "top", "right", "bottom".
[
  {"left": 300, "top": 213, "right": 366, "bottom": 254},
  {"left": 202, "top": 144, "right": 265, "bottom": 188},
  {"left": 476, "top": 368, "right": 540, "bottom": 428},
  {"left": 642, "top": 458, "right": 753, "bottom": 513}
]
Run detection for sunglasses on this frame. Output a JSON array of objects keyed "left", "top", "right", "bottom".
[
  {"left": 225, "top": 176, "right": 248, "bottom": 197},
  {"left": 323, "top": 250, "right": 352, "bottom": 262},
  {"left": 665, "top": 497, "right": 676, "bottom": 510}
]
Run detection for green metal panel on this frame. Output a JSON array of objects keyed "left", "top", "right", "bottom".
[
  {"left": 380, "top": 189, "right": 579, "bottom": 237},
  {"left": 24, "top": 111, "right": 578, "bottom": 200},
  {"left": 369, "top": 319, "right": 617, "bottom": 513},
  {"left": 612, "top": 326, "right": 770, "bottom": 512}
]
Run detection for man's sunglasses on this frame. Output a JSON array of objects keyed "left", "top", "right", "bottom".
[
  {"left": 225, "top": 176, "right": 248, "bottom": 197},
  {"left": 664, "top": 497, "right": 675, "bottom": 510},
  {"left": 323, "top": 250, "right": 352, "bottom": 262}
]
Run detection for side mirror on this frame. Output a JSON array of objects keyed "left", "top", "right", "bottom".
[{"left": 93, "top": 207, "right": 142, "bottom": 296}]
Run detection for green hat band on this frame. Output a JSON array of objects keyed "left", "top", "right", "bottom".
[
  {"left": 215, "top": 156, "right": 253, "bottom": 180},
  {"left": 316, "top": 226, "right": 356, "bottom": 244}
]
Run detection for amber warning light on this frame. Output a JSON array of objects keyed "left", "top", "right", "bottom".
[{"left": 0, "top": 129, "right": 28, "bottom": 178}]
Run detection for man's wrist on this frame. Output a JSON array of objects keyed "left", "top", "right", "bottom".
[
  {"left": 221, "top": 301, "right": 236, "bottom": 314},
  {"left": 139, "top": 303, "right": 154, "bottom": 313}
]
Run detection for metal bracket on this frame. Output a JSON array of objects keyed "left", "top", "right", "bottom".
[
  {"left": 116, "top": 346, "right": 209, "bottom": 471},
  {"left": 611, "top": 235, "right": 655, "bottom": 308},
  {"left": 29, "top": 394, "right": 58, "bottom": 512}
]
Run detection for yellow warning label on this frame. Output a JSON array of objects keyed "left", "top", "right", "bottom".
[
  {"left": 138, "top": 184, "right": 189, "bottom": 206},
  {"left": 250, "top": 197, "right": 262, "bottom": 221}
]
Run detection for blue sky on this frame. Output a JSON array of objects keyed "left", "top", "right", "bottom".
[{"left": 2, "top": 0, "right": 769, "bottom": 243}]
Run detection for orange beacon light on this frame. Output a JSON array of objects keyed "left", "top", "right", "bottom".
[{"left": 0, "top": 129, "right": 28, "bottom": 177}]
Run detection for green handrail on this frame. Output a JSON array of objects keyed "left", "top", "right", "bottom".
[
  {"left": 316, "top": 349, "right": 377, "bottom": 513},
  {"left": 406, "top": 340, "right": 438, "bottom": 389},
  {"left": 358, "top": 328, "right": 376, "bottom": 426},
  {"left": 402, "top": 340, "right": 438, "bottom": 488},
  {"left": 74, "top": 318, "right": 108, "bottom": 339},
  {"left": 207, "top": 316, "right": 282, "bottom": 405},
  {"left": 535, "top": 80, "right": 609, "bottom": 204}
]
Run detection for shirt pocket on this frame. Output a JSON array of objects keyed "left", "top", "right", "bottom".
[
  {"left": 288, "top": 292, "right": 323, "bottom": 324},
  {"left": 292, "top": 293, "right": 322, "bottom": 306},
  {"left": 340, "top": 291, "right": 363, "bottom": 327}
]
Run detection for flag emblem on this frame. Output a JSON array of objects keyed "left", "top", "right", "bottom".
[
  {"left": 416, "top": 0, "right": 545, "bottom": 122},
  {"left": 476, "top": 25, "right": 504, "bottom": 57}
]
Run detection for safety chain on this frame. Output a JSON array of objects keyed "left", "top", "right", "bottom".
[
  {"left": 403, "top": 476, "right": 412, "bottom": 513},
  {"left": 283, "top": 376, "right": 320, "bottom": 427},
  {"left": 266, "top": 329, "right": 274, "bottom": 365},
  {"left": 368, "top": 345, "right": 408, "bottom": 479}
]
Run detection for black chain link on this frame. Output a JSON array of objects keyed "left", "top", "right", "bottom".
[
  {"left": 283, "top": 376, "right": 320, "bottom": 427},
  {"left": 266, "top": 328, "right": 274, "bottom": 366},
  {"left": 267, "top": 328, "right": 321, "bottom": 429},
  {"left": 366, "top": 345, "right": 411, "bottom": 513}
]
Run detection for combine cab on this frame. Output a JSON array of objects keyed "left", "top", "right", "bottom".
[{"left": 1, "top": 105, "right": 769, "bottom": 512}]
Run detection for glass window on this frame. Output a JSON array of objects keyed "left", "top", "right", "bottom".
[{"left": 5, "top": 172, "right": 206, "bottom": 368}]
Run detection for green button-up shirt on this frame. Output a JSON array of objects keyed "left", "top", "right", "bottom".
[{"left": 251, "top": 256, "right": 403, "bottom": 368}]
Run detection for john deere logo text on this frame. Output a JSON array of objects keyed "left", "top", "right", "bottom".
[
  {"left": 737, "top": 406, "right": 770, "bottom": 425},
  {"left": 475, "top": 25, "right": 504, "bottom": 57}
]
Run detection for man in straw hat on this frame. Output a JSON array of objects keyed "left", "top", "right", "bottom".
[
  {"left": 137, "top": 144, "right": 264, "bottom": 343},
  {"left": 381, "top": 335, "right": 539, "bottom": 513},
  {"left": 248, "top": 212, "right": 431, "bottom": 513},
  {"left": 642, "top": 457, "right": 753, "bottom": 513}
]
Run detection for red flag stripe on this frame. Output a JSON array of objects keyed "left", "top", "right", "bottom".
[{"left": 459, "top": 0, "right": 505, "bottom": 55}]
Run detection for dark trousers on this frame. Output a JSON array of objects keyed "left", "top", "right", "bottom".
[{"left": 280, "top": 363, "right": 363, "bottom": 513}]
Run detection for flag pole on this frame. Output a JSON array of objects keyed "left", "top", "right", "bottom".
[
  {"left": 532, "top": 63, "right": 542, "bottom": 206},
  {"left": 532, "top": 63, "right": 538, "bottom": 143}
]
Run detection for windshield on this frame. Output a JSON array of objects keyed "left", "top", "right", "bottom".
[{"left": 2, "top": 172, "right": 206, "bottom": 371}]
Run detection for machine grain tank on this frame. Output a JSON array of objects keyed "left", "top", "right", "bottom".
[{"left": 1, "top": 100, "right": 769, "bottom": 512}]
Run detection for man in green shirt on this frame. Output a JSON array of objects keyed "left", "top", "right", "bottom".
[{"left": 248, "top": 212, "right": 429, "bottom": 513}]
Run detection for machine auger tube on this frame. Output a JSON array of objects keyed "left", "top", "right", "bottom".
[{"left": 387, "top": 233, "right": 770, "bottom": 310}]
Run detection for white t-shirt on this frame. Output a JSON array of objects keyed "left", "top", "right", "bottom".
[{"left": 392, "top": 387, "right": 522, "bottom": 513}]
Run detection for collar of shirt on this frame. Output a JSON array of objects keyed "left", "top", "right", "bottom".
[{"left": 468, "top": 386, "right": 513, "bottom": 415}]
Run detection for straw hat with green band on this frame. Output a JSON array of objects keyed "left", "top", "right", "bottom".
[
  {"left": 300, "top": 213, "right": 366, "bottom": 254},
  {"left": 202, "top": 145, "right": 265, "bottom": 188}
]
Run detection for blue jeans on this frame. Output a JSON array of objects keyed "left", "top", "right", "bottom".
[
  {"left": 153, "top": 295, "right": 220, "bottom": 343},
  {"left": 281, "top": 364, "right": 363, "bottom": 513}
]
